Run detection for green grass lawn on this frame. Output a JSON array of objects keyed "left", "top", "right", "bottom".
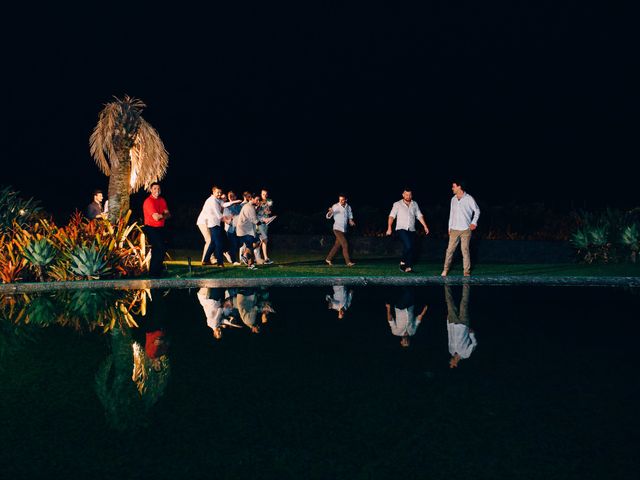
[{"left": 165, "top": 249, "right": 640, "bottom": 278}]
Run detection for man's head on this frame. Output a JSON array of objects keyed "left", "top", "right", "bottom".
[
  {"left": 451, "top": 181, "right": 465, "bottom": 196},
  {"left": 401, "top": 335, "right": 410, "bottom": 348},
  {"left": 243, "top": 191, "right": 252, "bottom": 202},
  {"left": 250, "top": 193, "right": 261, "bottom": 205},
  {"left": 150, "top": 183, "right": 161, "bottom": 199},
  {"left": 212, "top": 186, "right": 223, "bottom": 198},
  {"left": 402, "top": 189, "right": 413, "bottom": 203},
  {"left": 338, "top": 195, "right": 347, "bottom": 207},
  {"left": 93, "top": 189, "right": 103, "bottom": 204},
  {"left": 228, "top": 191, "right": 237, "bottom": 201},
  {"left": 261, "top": 189, "right": 268, "bottom": 200}
]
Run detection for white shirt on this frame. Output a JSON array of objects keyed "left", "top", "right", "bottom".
[
  {"left": 236, "top": 202, "right": 259, "bottom": 237},
  {"left": 197, "top": 288, "right": 223, "bottom": 330},
  {"left": 389, "top": 200, "right": 423, "bottom": 231},
  {"left": 326, "top": 203, "right": 353, "bottom": 233},
  {"left": 326, "top": 286, "right": 353, "bottom": 311},
  {"left": 388, "top": 306, "right": 421, "bottom": 336},
  {"left": 447, "top": 321, "right": 477, "bottom": 359},
  {"left": 196, "top": 195, "right": 224, "bottom": 227},
  {"left": 448, "top": 193, "right": 480, "bottom": 231}
]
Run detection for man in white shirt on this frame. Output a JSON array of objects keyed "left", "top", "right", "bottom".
[
  {"left": 325, "top": 194, "right": 356, "bottom": 266},
  {"left": 386, "top": 189, "right": 430, "bottom": 272},
  {"left": 445, "top": 284, "right": 477, "bottom": 368},
  {"left": 197, "top": 186, "right": 226, "bottom": 267},
  {"left": 385, "top": 287, "right": 429, "bottom": 348},
  {"left": 441, "top": 181, "right": 481, "bottom": 277},
  {"left": 235, "top": 193, "right": 262, "bottom": 270}
]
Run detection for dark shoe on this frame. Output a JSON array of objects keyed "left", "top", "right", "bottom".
[
  {"left": 399, "top": 264, "right": 406, "bottom": 272},
  {"left": 202, "top": 260, "right": 213, "bottom": 266}
]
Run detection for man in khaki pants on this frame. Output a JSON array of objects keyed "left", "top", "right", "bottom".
[{"left": 441, "top": 181, "right": 480, "bottom": 277}]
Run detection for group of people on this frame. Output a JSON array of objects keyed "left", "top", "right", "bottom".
[
  {"left": 196, "top": 188, "right": 275, "bottom": 271},
  {"left": 86, "top": 179, "right": 480, "bottom": 277},
  {"left": 325, "top": 181, "right": 481, "bottom": 275}
]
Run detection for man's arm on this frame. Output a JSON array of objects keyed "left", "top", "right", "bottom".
[
  {"left": 348, "top": 206, "right": 355, "bottom": 226},
  {"left": 469, "top": 197, "right": 480, "bottom": 231},
  {"left": 418, "top": 215, "right": 429, "bottom": 235}
]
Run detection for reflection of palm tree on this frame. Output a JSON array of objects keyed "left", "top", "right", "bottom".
[{"left": 90, "top": 96, "right": 169, "bottom": 223}]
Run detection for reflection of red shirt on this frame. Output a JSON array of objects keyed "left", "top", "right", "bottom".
[
  {"left": 143, "top": 195, "right": 168, "bottom": 227},
  {"left": 145, "top": 330, "right": 168, "bottom": 358}
]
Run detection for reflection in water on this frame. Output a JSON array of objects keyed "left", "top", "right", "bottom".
[
  {"left": 445, "top": 284, "right": 477, "bottom": 368},
  {"left": 198, "top": 287, "right": 275, "bottom": 338},
  {"left": 385, "top": 287, "right": 429, "bottom": 348},
  {"left": 0, "top": 288, "right": 170, "bottom": 431},
  {"left": 326, "top": 286, "right": 353, "bottom": 319}
]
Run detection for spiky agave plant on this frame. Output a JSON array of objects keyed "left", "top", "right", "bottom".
[
  {"left": 22, "top": 238, "right": 57, "bottom": 282},
  {"left": 621, "top": 223, "right": 640, "bottom": 263},
  {"left": 68, "top": 244, "right": 111, "bottom": 280},
  {"left": 90, "top": 96, "right": 169, "bottom": 224}
]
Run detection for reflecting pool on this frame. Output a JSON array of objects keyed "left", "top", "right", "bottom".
[{"left": 1, "top": 286, "right": 639, "bottom": 478}]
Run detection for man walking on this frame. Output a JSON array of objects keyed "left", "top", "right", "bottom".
[
  {"left": 143, "top": 182, "right": 171, "bottom": 277},
  {"left": 325, "top": 194, "right": 356, "bottom": 266},
  {"left": 200, "top": 186, "right": 226, "bottom": 267},
  {"left": 386, "top": 188, "right": 430, "bottom": 272},
  {"left": 441, "top": 181, "right": 480, "bottom": 277}
]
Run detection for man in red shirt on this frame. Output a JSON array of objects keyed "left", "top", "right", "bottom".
[{"left": 143, "top": 182, "right": 171, "bottom": 277}]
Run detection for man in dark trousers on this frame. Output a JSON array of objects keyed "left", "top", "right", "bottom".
[{"left": 143, "top": 182, "right": 171, "bottom": 277}]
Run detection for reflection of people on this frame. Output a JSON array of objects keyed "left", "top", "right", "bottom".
[
  {"left": 86, "top": 189, "right": 106, "bottom": 220},
  {"left": 385, "top": 288, "right": 429, "bottom": 347},
  {"left": 386, "top": 188, "right": 430, "bottom": 273},
  {"left": 143, "top": 183, "right": 171, "bottom": 277},
  {"left": 197, "top": 287, "right": 225, "bottom": 339},
  {"left": 236, "top": 288, "right": 261, "bottom": 333},
  {"left": 445, "top": 284, "right": 477, "bottom": 368},
  {"left": 325, "top": 194, "right": 356, "bottom": 266},
  {"left": 326, "top": 285, "right": 353, "bottom": 319},
  {"left": 441, "top": 181, "right": 481, "bottom": 277}
]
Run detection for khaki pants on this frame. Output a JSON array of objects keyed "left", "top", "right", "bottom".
[
  {"left": 326, "top": 230, "right": 352, "bottom": 264},
  {"left": 443, "top": 229, "right": 472, "bottom": 274}
]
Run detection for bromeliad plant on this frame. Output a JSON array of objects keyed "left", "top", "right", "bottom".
[{"left": 621, "top": 223, "right": 640, "bottom": 263}]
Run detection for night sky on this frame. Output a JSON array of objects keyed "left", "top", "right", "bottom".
[{"left": 1, "top": 3, "right": 637, "bottom": 220}]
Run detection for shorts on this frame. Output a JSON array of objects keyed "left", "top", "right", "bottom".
[
  {"left": 257, "top": 223, "right": 269, "bottom": 241},
  {"left": 239, "top": 235, "right": 259, "bottom": 249}
]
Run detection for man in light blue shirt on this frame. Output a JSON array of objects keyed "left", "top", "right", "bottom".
[
  {"left": 386, "top": 189, "right": 430, "bottom": 273},
  {"left": 325, "top": 194, "right": 356, "bottom": 266},
  {"left": 441, "top": 181, "right": 481, "bottom": 277}
]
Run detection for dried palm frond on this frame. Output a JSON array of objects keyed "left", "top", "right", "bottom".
[
  {"left": 89, "top": 95, "right": 146, "bottom": 175},
  {"left": 129, "top": 118, "right": 169, "bottom": 192}
]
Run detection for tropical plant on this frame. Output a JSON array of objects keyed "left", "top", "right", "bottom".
[
  {"left": 22, "top": 238, "right": 57, "bottom": 282},
  {"left": 621, "top": 223, "right": 640, "bottom": 263},
  {"left": 68, "top": 244, "right": 111, "bottom": 279},
  {"left": 0, "top": 234, "right": 29, "bottom": 283},
  {"left": 90, "top": 96, "right": 169, "bottom": 223},
  {"left": 0, "top": 185, "right": 42, "bottom": 234}
]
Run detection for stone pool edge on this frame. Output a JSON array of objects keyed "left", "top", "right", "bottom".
[{"left": 1, "top": 275, "right": 639, "bottom": 293}]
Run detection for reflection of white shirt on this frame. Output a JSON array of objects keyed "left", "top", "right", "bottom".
[
  {"left": 448, "top": 193, "right": 480, "bottom": 230},
  {"left": 326, "top": 203, "right": 353, "bottom": 233},
  {"left": 389, "top": 200, "right": 423, "bottom": 231},
  {"left": 388, "top": 306, "right": 421, "bottom": 336},
  {"left": 447, "top": 322, "right": 477, "bottom": 359},
  {"left": 327, "top": 286, "right": 353, "bottom": 311},
  {"left": 196, "top": 196, "right": 223, "bottom": 227},
  {"left": 197, "top": 288, "right": 223, "bottom": 330}
]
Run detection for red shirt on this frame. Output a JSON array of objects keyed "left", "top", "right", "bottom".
[{"left": 143, "top": 195, "right": 168, "bottom": 227}]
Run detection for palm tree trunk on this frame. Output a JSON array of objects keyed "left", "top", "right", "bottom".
[{"left": 107, "top": 150, "right": 132, "bottom": 224}]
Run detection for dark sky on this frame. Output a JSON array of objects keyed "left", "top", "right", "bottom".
[{"left": 1, "top": 3, "right": 637, "bottom": 220}]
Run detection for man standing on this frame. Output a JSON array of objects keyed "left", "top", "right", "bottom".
[
  {"left": 86, "top": 189, "right": 106, "bottom": 220},
  {"left": 441, "top": 181, "right": 480, "bottom": 277},
  {"left": 235, "top": 193, "right": 262, "bottom": 270},
  {"left": 325, "top": 194, "right": 356, "bottom": 266},
  {"left": 199, "top": 186, "right": 226, "bottom": 267},
  {"left": 143, "top": 182, "right": 171, "bottom": 277},
  {"left": 386, "top": 188, "right": 430, "bottom": 272}
]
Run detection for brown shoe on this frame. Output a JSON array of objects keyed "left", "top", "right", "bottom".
[{"left": 463, "top": 272, "right": 471, "bottom": 277}]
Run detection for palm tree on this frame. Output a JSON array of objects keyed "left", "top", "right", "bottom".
[{"left": 90, "top": 96, "right": 169, "bottom": 223}]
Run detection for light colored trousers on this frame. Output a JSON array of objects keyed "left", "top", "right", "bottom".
[
  {"left": 198, "top": 224, "right": 211, "bottom": 263},
  {"left": 443, "top": 228, "right": 472, "bottom": 274}
]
